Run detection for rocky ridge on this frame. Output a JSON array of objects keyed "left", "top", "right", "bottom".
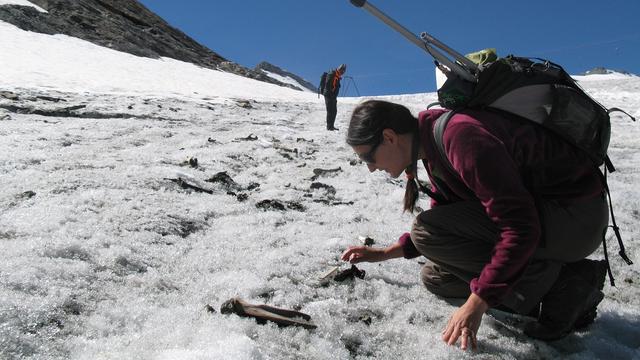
[
  {"left": 0, "top": 0, "right": 304, "bottom": 91},
  {"left": 582, "top": 67, "right": 636, "bottom": 76},
  {"left": 255, "top": 61, "right": 318, "bottom": 93}
]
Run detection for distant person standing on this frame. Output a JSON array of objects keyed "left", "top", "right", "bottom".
[{"left": 319, "top": 64, "right": 347, "bottom": 131}]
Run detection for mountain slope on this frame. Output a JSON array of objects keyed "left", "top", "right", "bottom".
[
  {"left": 0, "top": 20, "right": 316, "bottom": 102},
  {"left": 0, "top": 0, "right": 303, "bottom": 90}
]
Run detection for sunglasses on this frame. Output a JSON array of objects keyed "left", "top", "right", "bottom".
[{"left": 358, "top": 139, "right": 382, "bottom": 164}]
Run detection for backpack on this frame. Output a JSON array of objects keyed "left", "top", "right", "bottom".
[
  {"left": 319, "top": 72, "right": 327, "bottom": 96},
  {"left": 431, "top": 53, "right": 635, "bottom": 279},
  {"left": 320, "top": 70, "right": 341, "bottom": 97},
  {"left": 433, "top": 53, "right": 635, "bottom": 172}
]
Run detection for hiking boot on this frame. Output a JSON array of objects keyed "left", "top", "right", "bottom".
[
  {"left": 524, "top": 262, "right": 604, "bottom": 341},
  {"left": 568, "top": 259, "right": 608, "bottom": 330}
]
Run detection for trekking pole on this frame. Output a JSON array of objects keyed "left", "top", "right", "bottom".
[
  {"left": 345, "top": 76, "right": 361, "bottom": 96},
  {"left": 349, "top": 0, "right": 479, "bottom": 83},
  {"left": 342, "top": 80, "right": 351, "bottom": 97}
]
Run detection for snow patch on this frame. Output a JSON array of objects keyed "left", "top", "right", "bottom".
[{"left": 0, "top": 0, "right": 46, "bottom": 12}]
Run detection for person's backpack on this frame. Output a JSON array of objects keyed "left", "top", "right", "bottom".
[
  {"left": 319, "top": 72, "right": 328, "bottom": 96},
  {"left": 431, "top": 53, "right": 635, "bottom": 279},
  {"left": 433, "top": 53, "right": 635, "bottom": 172},
  {"left": 320, "top": 70, "right": 341, "bottom": 97}
]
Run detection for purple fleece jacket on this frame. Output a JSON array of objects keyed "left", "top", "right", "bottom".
[{"left": 398, "top": 109, "right": 604, "bottom": 306}]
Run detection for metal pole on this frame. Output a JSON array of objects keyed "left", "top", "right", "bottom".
[
  {"left": 344, "top": 76, "right": 361, "bottom": 96},
  {"left": 349, "top": 0, "right": 478, "bottom": 82},
  {"left": 350, "top": 77, "right": 361, "bottom": 96},
  {"left": 342, "top": 80, "right": 351, "bottom": 97},
  {"left": 419, "top": 32, "right": 479, "bottom": 72}
]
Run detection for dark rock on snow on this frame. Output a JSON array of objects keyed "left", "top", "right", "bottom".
[
  {"left": 205, "top": 171, "right": 242, "bottom": 191},
  {"left": 256, "top": 199, "right": 305, "bottom": 212},
  {"left": 333, "top": 265, "right": 366, "bottom": 282}
]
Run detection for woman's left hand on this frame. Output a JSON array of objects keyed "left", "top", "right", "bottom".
[{"left": 441, "top": 292, "right": 489, "bottom": 351}]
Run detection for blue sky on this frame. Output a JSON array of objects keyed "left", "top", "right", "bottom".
[{"left": 139, "top": 0, "right": 640, "bottom": 96}]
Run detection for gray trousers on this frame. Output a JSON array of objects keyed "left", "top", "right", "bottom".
[{"left": 411, "top": 193, "right": 608, "bottom": 314}]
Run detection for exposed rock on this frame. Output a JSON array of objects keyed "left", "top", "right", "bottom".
[
  {"left": 234, "top": 99, "right": 253, "bottom": 109},
  {"left": 0, "top": 103, "right": 169, "bottom": 120},
  {"left": 333, "top": 265, "right": 366, "bottom": 282},
  {"left": 582, "top": 67, "right": 635, "bottom": 76},
  {"left": 167, "top": 178, "right": 213, "bottom": 195},
  {"left": 36, "top": 95, "right": 65, "bottom": 102},
  {"left": 0, "top": 91, "right": 19, "bottom": 100},
  {"left": 309, "top": 182, "right": 336, "bottom": 196},
  {"left": 255, "top": 61, "right": 317, "bottom": 92},
  {"left": 256, "top": 199, "right": 305, "bottom": 212},
  {"left": 218, "top": 62, "right": 302, "bottom": 91},
  {"left": 358, "top": 236, "right": 375, "bottom": 246},
  {"left": 310, "top": 167, "right": 342, "bottom": 181},
  {"left": 205, "top": 171, "right": 242, "bottom": 191},
  {"left": 183, "top": 157, "right": 198, "bottom": 168},
  {"left": 0, "top": 109, "right": 11, "bottom": 120},
  {"left": 234, "top": 134, "right": 258, "bottom": 142},
  {"left": 16, "top": 191, "right": 37, "bottom": 200}
]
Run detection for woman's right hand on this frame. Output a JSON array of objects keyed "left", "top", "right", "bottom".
[{"left": 341, "top": 246, "right": 392, "bottom": 263}]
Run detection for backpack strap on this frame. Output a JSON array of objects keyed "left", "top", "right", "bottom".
[
  {"left": 424, "top": 110, "right": 475, "bottom": 202},
  {"left": 433, "top": 111, "right": 457, "bottom": 176},
  {"left": 608, "top": 107, "right": 637, "bottom": 122},
  {"left": 319, "top": 72, "right": 327, "bottom": 96},
  {"left": 603, "top": 108, "right": 636, "bottom": 173},
  {"left": 599, "top": 166, "right": 634, "bottom": 287},
  {"left": 601, "top": 106, "right": 635, "bottom": 283},
  {"left": 426, "top": 101, "right": 441, "bottom": 109},
  {"left": 604, "top": 155, "right": 616, "bottom": 173}
]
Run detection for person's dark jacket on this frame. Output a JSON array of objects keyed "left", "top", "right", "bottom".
[{"left": 398, "top": 108, "right": 604, "bottom": 306}]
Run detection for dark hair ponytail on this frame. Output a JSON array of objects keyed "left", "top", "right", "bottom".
[
  {"left": 403, "top": 131, "right": 421, "bottom": 213},
  {"left": 347, "top": 100, "right": 421, "bottom": 213}
]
